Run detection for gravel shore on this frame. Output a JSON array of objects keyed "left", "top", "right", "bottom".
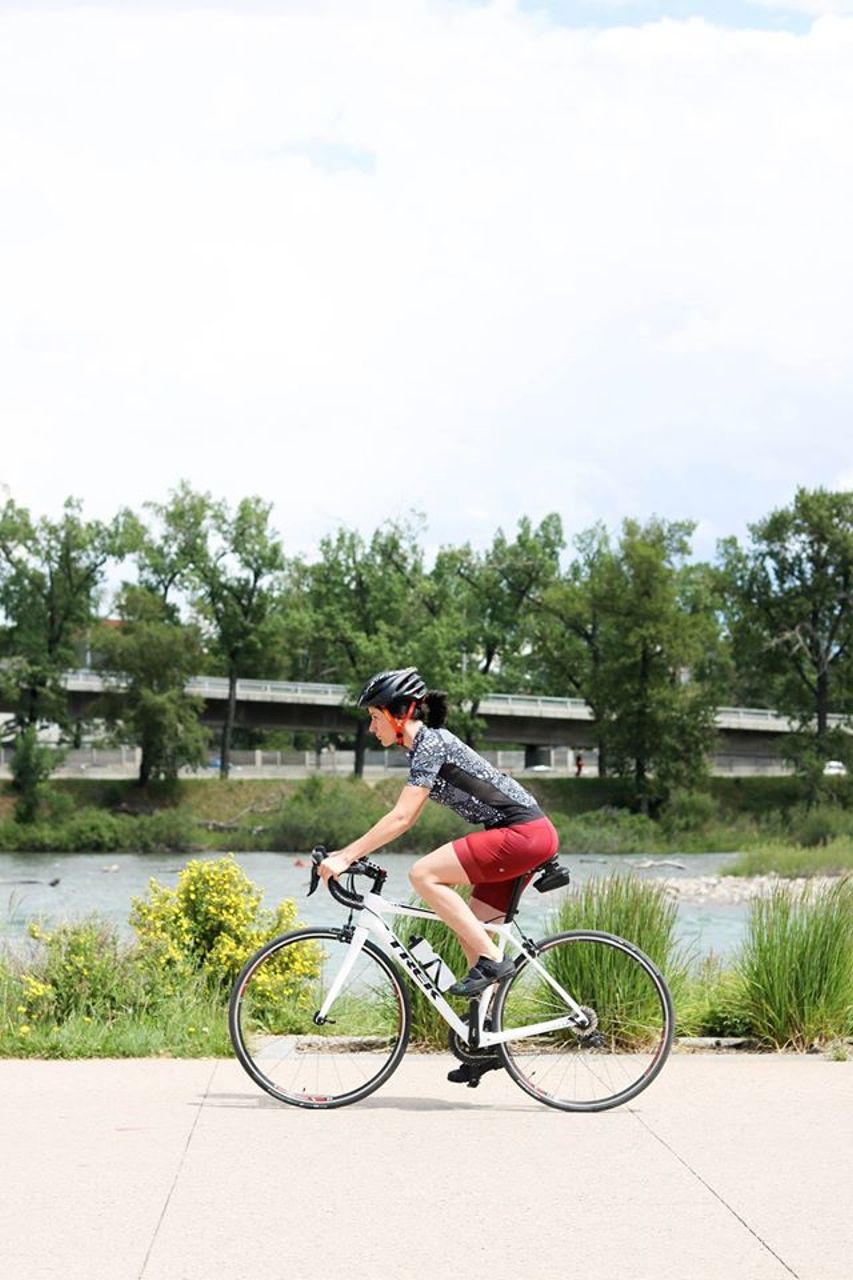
[{"left": 659, "top": 873, "right": 841, "bottom": 905}]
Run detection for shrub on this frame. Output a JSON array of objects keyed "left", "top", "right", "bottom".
[
  {"left": 678, "top": 955, "right": 752, "bottom": 1038},
  {"left": 9, "top": 727, "right": 63, "bottom": 823},
  {"left": 790, "top": 804, "right": 853, "bottom": 849},
  {"left": 731, "top": 839, "right": 853, "bottom": 878},
  {"left": 736, "top": 878, "right": 853, "bottom": 1049},
  {"left": 130, "top": 854, "right": 306, "bottom": 990},
  {"left": 21, "top": 917, "right": 147, "bottom": 1021},
  {"left": 0, "top": 806, "right": 200, "bottom": 853},
  {"left": 554, "top": 808, "right": 662, "bottom": 855},
  {"left": 131, "top": 809, "right": 197, "bottom": 852},
  {"left": 272, "top": 775, "right": 385, "bottom": 851},
  {"left": 660, "top": 789, "right": 717, "bottom": 836}
]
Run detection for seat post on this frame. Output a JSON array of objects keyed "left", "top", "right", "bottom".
[{"left": 503, "top": 875, "right": 528, "bottom": 924}]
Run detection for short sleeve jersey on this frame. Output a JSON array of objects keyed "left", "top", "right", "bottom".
[{"left": 406, "top": 726, "right": 544, "bottom": 828}]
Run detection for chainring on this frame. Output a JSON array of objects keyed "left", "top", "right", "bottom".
[{"left": 447, "top": 1022, "right": 498, "bottom": 1064}]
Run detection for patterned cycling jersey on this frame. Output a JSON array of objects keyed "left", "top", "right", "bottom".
[{"left": 406, "top": 726, "right": 544, "bottom": 828}]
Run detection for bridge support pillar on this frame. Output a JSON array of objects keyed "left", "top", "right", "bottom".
[{"left": 524, "top": 745, "right": 552, "bottom": 771}]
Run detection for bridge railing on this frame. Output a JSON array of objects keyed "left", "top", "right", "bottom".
[{"left": 55, "top": 670, "right": 850, "bottom": 731}]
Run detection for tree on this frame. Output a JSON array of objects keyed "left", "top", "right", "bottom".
[
  {"left": 718, "top": 486, "right": 853, "bottom": 769},
  {"left": 299, "top": 518, "right": 428, "bottom": 775},
  {"left": 93, "top": 587, "right": 208, "bottom": 786},
  {"left": 0, "top": 497, "right": 132, "bottom": 735},
  {"left": 530, "top": 523, "right": 613, "bottom": 773},
  {"left": 185, "top": 494, "right": 288, "bottom": 778},
  {"left": 8, "top": 725, "right": 65, "bottom": 822},
  {"left": 430, "top": 515, "right": 564, "bottom": 743},
  {"left": 594, "top": 519, "right": 722, "bottom": 802}
]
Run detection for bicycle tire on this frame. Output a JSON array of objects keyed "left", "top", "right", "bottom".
[
  {"left": 229, "top": 927, "right": 411, "bottom": 1109},
  {"left": 492, "top": 929, "right": 674, "bottom": 1112}
]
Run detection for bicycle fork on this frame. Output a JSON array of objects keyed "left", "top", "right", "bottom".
[{"left": 314, "top": 925, "right": 370, "bottom": 1025}]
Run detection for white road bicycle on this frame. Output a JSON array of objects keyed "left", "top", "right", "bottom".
[{"left": 229, "top": 850, "right": 674, "bottom": 1113}]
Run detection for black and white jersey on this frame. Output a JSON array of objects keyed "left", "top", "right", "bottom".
[{"left": 406, "top": 726, "right": 544, "bottom": 828}]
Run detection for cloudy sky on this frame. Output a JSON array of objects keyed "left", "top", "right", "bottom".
[{"left": 1, "top": 0, "right": 852, "bottom": 563}]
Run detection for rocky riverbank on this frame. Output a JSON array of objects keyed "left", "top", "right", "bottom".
[{"left": 659, "top": 873, "right": 842, "bottom": 905}]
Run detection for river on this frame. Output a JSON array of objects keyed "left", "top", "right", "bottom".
[{"left": 0, "top": 849, "right": 750, "bottom": 961}]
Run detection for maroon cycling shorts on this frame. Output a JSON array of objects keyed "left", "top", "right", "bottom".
[{"left": 453, "top": 816, "right": 559, "bottom": 914}]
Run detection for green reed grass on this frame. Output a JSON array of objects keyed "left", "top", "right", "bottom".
[
  {"left": 731, "top": 839, "right": 853, "bottom": 878},
  {"left": 735, "top": 877, "right": 853, "bottom": 1049},
  {"left": 551, "top": 875, "right": 690, "bottom": 986}
]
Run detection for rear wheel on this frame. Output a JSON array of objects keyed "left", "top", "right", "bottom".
[
  {"left": 492, "top": 930, "right": 673, "bottom": 1112},
  {"left": 229, "top": 928, "right": 411, "bottom": 1109}
]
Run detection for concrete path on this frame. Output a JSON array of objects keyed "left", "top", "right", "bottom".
[{"left": 1, "top": 1054, "right": 850, "bottom": 1280}]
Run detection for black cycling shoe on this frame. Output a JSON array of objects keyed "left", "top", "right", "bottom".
[
  {"left": 447, "top": 1059, "right": 502, "bottom": 1088},
  {"left": 448, "top": 956, "right": 515, "bottom": 997}
]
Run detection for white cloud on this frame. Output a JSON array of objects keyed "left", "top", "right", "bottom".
[
  {"left": 0, "top": 2, "right": 851, "bottom": 558},
  {"left": 752, "top": 1, "right": 853, "bottom": 14}
]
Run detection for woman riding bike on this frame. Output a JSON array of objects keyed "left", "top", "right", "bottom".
[{"left": 319, "top": 668, "right": 559, "bottom": 1082}]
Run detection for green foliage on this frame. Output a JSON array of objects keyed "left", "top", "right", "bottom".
[
  {"left": 552, "top": 808, "right": 664, "bottom": 855},
  {"left": 270, "top": 774, "right": 469, "bottom": 853},
  {"left": 735, "top": 879, "right": 853, "bottom": 1048},
  {"left": 93, "top": 586, "right": 208, "bottom": 785},
  {"left": 130, "top": 854, "right": 303, "bottom": 989},
  {"left": 550, "top": 875, "right": 690, "bottom": 995},
  {"left": 731, "top": 839, "right": 853, "bottom": 878},
  {"left": 430, "top": 515, "right": 565, "bottom": 741},
  {"left": 593, "top": 518, "right": 721, "bottom": 798},
  {"left": 0, "top": 857, "right": 306, "bottom": 1057},
  {"left": 152, "top": 484, "right": 290, "bottom": 777},
  {"left": 8, "top": 726, "right": 63, "bottom": 822},
  {"left": 22, "top": 917, "right": 145, "bottom": 1021},
  {"left": 659, "top": 789, "right": 717, "bottom": 836},
  {"left": 717, "top": 486, "right": 853, "bottom": 754},
  {"left": 678, "top": 955, "right": 752, "bottom": 1038},
  {"left": 790, "top": 803, "right": 853, "bottom": 848},
  {"left": 0, "top": 496, "right": 134, "bottom": 728},
  {"left": 0, "top": 806, "right": 197, "bottom": 853}
]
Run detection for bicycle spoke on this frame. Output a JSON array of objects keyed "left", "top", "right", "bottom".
[{"left": 230, "top": 929, "right": 410, "bottom": 1108}]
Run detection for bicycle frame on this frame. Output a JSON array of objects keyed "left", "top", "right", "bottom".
[{"left": 317, "top": 888, "right": 591, "bottom": 1048}]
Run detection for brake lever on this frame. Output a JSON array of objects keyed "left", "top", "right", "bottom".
[{"left": 307, "top": 844, "right": 327, "bottom": 897}]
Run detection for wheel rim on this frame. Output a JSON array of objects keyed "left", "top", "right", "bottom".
[
  {"left": 230, "top": 930, "right": 408, "bottom": 1107},
  {"left": 495, "top": 932, "right": 673, "bottom": 1111}
]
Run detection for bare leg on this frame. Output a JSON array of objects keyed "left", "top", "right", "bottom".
[{"left": 409, "top": 844, "right": 502, "bottom": 966}]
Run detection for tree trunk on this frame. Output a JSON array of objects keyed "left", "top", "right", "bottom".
[
  {"left": 353, "top": 718, "right": 368, "bottom": 778},
  {"left": 596, "top": 737, "right": 608, "bottom": 778},
  {"left": 816, "top": 668, "right": 829, "bottom": 746},
  {"left": 635, "top": 644, "right": 650, "bottom": 797},
  {"left": 464, "top": 700, "right": 481, "bottom": 748},
  {"left": 220, "top": 668, "right": 238, "bottom": 778}
]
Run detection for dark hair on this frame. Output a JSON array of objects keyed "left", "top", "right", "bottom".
[{"left": 390, "top": 689, "right": 448, "bottom": 728}]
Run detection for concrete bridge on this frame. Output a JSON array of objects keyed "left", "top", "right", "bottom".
[{"left": 47, "top": 670, "right": 845, "bottom": 770}]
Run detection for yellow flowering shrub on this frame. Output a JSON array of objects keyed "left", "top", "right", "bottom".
[
  {"left": 21, "top": 918, "right": 140, "bottom": 1020},
  {"left": 130, "top": 854, "right": 313, "bottom": 991}
]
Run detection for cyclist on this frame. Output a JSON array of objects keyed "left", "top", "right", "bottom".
[{"left": 319, "top": 668, "right": 559, "bottom": 1078}]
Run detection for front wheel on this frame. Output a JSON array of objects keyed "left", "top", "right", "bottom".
[
  {"left": 229, "top": 928, "right": 411, "bottom": 1109},
  {"left": 492, "top": 930, "right": 674, "bottom": 1112}
]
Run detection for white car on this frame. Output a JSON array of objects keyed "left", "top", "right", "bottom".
[{"left": 823, "top": 760, "right": 848, "bottom": 776}]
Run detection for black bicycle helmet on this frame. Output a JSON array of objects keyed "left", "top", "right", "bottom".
[{"left": 356, "top": 667, "right": 427, "bottom": 709}]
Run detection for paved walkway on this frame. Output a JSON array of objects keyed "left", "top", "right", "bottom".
[{"left": 1, "top": 1054, "right": 850, "bottom": 1280}]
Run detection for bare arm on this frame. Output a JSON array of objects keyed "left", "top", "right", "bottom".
[{"left": 319, "top": 785, "right": 431, "bottom": 881}]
